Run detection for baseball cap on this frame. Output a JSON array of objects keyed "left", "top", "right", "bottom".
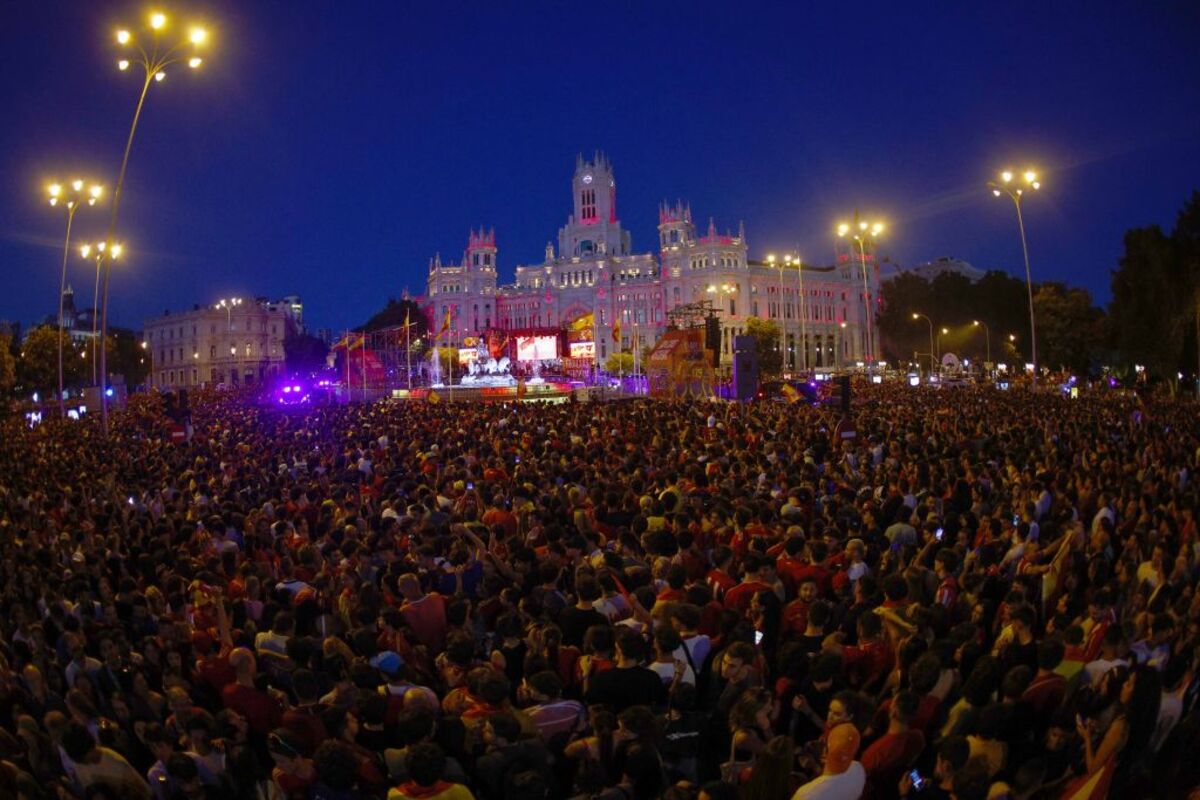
[{"left": 369, "top": 651, "right": 404, "bottom": 676}]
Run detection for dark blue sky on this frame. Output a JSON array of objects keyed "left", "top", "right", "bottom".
[{"left": 3, "top": 1, "right": 1198, "bottom": 334}]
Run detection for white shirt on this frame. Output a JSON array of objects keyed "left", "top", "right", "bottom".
[
  {"left": 649, "top": 659, "right": 695, "bottom": 686},
  {"left": 791, "top": 762, "right": 866, "bottom": 800},
  {"left": 1082, "top": 657, "right": 1129, "bottom": 686}
]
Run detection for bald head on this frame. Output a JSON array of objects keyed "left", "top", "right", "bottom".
[{"left": 229, "top": 647, "right": 256, "bottom": 679}]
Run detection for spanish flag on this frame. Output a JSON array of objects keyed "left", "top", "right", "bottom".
[
  {"left": 780, "top": 383, "right": 800, "bottom": 403},
  {"left": 612, "top": 317, "right": 622, "bottom": 344},
  {"left": 438, "top": 307, "right": 452, "bottom": 340}
]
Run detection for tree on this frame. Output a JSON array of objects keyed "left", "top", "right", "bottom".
[
  {"left": 1108, "top": 193, "right": 1200, "bottom": 391},
  {"left": 284, "top": 331, "right": 330, "bottom": 376},
  {"left": 0, "top": 332, "right": 15, "bottom": 394},
  {"left": 18, "top": 325, "right": 116, "bottom": 392},
  {"left": 1031, "top": 283, "right": 1106, "bottom": 374},
  {"left": 109, "top": 327, "right": 150, "bottom": 388},
  {"left": 605, "top": 352, "right": 633, "bottom": 374},
  {"left": 434, "top": 346, "right": 459, "bottom": 377},
  {"left": 877, "top": 272, "right": 932, "bottom": 365},
  {"left": 745, "top": 317, "right": 782, "bottom": 377},
  {"left": 1109, "top": 225, "right": 1188, "bottom": 388},
  {"left": 360, "top": 297, "right": 428, "bottom": 339}
]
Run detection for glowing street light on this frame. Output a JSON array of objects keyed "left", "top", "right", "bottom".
[
  {"left": 79, "top": 240, "right": 123, "bottom": 385},
  {"left": 44, "top": 177, "right": 104, "bottom": 417},
  {"left": 988, "top": 167, "right": 1041, "bottom": 387},
  {"left": 216, "top": 297, "right": 243, "bottom": 331},
  {"left": 98, "top": 9, "right": 213, "bottom": 431},
  {"left": 837, "top": 216, "right": 885, "bottom": 364}
]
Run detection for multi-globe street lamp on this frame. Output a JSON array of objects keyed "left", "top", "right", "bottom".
[
  {"left": 98, "top": 10, "right": 211, "bottom": 431},
  {"left": 216, "top": 297, "right": 242, "bottom": 331},
  {"left": 838, "top": 219, "right": 884, "bottom": 365},
  {"left": 988, "top": 169, "right": 1041, "bottom": 387},
  {"left": 766, "top": 252, "right": 807, "bottom": 372},
  {"left": 80, "top": 241, "right": 123, "bottom": 385},
  {"left": 47, "top": 179, "right": 103, "bottom": 417}
]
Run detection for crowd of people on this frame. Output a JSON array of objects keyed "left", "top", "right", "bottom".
[{"left": 0, "top": 383, "right": 1198, "bottom": 800}]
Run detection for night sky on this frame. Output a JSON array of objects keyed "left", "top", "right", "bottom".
[{"left": 3, "top": 1, "right": 1198, "bottom": 335}]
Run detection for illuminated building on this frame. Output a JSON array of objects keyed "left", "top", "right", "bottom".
[
  {"left": 142, "top": 296, "right": 301, "bottom": 388},
  {"left": 423, "top": 154, "right": 878, "bottom": 368}
]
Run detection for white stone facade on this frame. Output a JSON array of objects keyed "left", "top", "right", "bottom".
[
  {"left": 143, "top": 298, "right": 299, "bottom": 389},
  {"left": 423, "top": 155, "right": 878, "bottom": 368}
]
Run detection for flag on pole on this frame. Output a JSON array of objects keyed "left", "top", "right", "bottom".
[
  {"left": 612, "top": 317, "right": 622, "bottom": 344},
  {"left": 438, "top": 307, "right": 451, "bottom": 340}
]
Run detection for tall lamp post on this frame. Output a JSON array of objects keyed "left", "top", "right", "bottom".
[
  {"left": 767, "top": 252, "right": 804, "bottom": 372},
  {"left": 47, "top": 180, "right": 103, "bottom": 417},
  {"left": 911, "top": 313, "right": 935, "bottom": 376},
  {"left": 216, "top": 297, "right": 242, "bottom": 330},
  {"left": 988, "top": 169, "right": 1041, "bottom": 388},
  {"left": 837, "top": 219, "right": 885, "bottom": 366},
  {"left": 972, "top": 320, "right": 991, "bottom": 371},
  {"left": 98, "top": 11, "right": 211, "bottom": 431},
  {"left": 79, "top": 241, "right": 122, "bottom": 385}
]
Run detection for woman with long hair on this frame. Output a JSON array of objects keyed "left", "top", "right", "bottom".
[{"left": 1061, "top": 665, "right": 1162, "bottom": 799}]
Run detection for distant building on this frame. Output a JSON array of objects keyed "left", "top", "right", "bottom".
[
  {"left": 882, "top": 257, "right": 986, "bottom": 284},
  {"left": 421, "top": 154, "right": 879, "bottom": 368},
  {"left": 142, "top": 296, "right": 301, "bottom": 389}
]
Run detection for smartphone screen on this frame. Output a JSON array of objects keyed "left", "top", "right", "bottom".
[
  {"left": 909, "top": 769, "right": 926, "bottom": 791},
  {"left": 754, "top": 630, "right": 764, "bottom": 645}
]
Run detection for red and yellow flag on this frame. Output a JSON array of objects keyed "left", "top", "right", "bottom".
[
  {"left": 612, "top": 317, "right": 622, "bottom": 344},
  {"left": 438, "top": 308, "right": 452, "bottom": 340}
]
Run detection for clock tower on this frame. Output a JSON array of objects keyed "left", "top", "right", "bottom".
[{"left": 558, "top": 152, "right": 631, "bottom": 259}]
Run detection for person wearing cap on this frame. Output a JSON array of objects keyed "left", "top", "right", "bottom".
[{"left": 790, "top": 722, "right": 865, "bottom": 799}]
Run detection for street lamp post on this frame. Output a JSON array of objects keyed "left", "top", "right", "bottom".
[
  {"left": 838, "top": 219, "right": 885, "bottom": 366},
  {"left": 216, "top": 297, "right": 242, "bottom": 331},
  {"left": 47, "top": 180, "right": 103, "bottom": 417},
  {"left": 988, "top": 169, "right": 1041, "bottom": 388},
  {"left": 912, "top": 313, "right": 935, "bottom": 376},
  {"left": 79, "top": 242, "right": 122, "bottom": 385},
  {"left": 972, "top": 320, "right": 991, "bottom": 370},
  {"left": 938, "top": 328, "right": 949, "bottom": 364},
  {"left": 768, "top": 253, "right": 803, "bottom": 372},
  {"left": 99, "top": 12, "right": 211, "bottom": 431}
]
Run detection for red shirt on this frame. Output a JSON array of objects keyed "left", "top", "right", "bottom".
[
  {"left": 705, "top": 569, "right": 737, "bottom": 602},
  {"left": 776, "top": 556, "right": 808, "bottom": 598},
  {"left": 723, "top": 580, "right": 771, "bottom": 615},
  {"left": 402, "top": 593, "right": 448, "bottom": 652},
  {"left": 1022, "top": 672, "right": 1067, "bottom": 716},
  {"left": 936, "top": 575, "right": 959, "bottom": 608},
  {"left": 842, "top": 639, "right": 893, "bottom": 690},
  {"left": 222, "top": 682, "right": 282, "bottom": 736}
]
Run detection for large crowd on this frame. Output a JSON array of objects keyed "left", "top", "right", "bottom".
[{"left": 0, "top": 384, "right": 1198, "bottom": 800}]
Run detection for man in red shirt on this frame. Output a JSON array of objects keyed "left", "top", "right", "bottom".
[
  {"left": 934, "top": 549, "right": 959, "bottom": 610},
  {"left": 722, "top": 554, "right": 775, "bottom": 616},
  {"left": 221, "top": 648, "right": 282, "bottom": 737},
  {"left": 781, "top": 578, "right": 819, "bottom": 638},
  {"left": 399, "top": 573, "right": 447, "bottom": 652},
  {"left": 775, "top": 536, "right": 809, "bottom": 599},
  {"left": 705, "top": 546, "right": 737, "bottom": 604},
  {"left": 1022, "top": 639, "right": 1067, "bottom": 719},
  {"left": 824, "top": 613, "right": 893, "bottom": 692},
  {"left": 861, "top": 690, "right": 925, "bottom": 799}
]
